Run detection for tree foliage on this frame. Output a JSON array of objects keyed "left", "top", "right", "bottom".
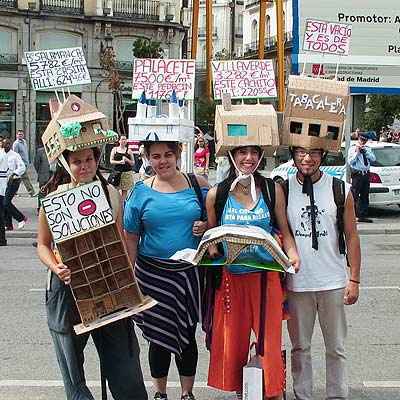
[
  {"left": 361, "top": 95, "right": 400, "bottom": 132},
  {"left": 132, "top": 38, "right": 164, "bottom": 58}
]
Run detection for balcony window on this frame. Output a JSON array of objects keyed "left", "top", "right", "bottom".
[
  {"left": 0, "top": 0, "right": 17, "bottom": 8},
  {"left": 0, "top": 28, "right": 17, "bottom": 66},
  {"left": 112, "top": 0, "right": 160, "bottom": 21},
  {"left": 37, "top": 31, "right": 82, "bottom": 50},
  {"left": 40, "top": 0, "right": 84, "bottom": 15},
  {"left": 0, "top": 91, "right": 16, "bottom": 140},
  {"left": 114, "top": 37, "right": 139, "bottom": 70}
]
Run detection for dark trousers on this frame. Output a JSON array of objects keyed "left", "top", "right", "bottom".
[
  {"left": 149, "top": 326, "right": 198, "bottom": 378},
  {"left": 4, "top": 178, "right": 24, "bottom": 227},
  {"left": 351, "top": 172, "right": 370, "bottom": 217},
  {"left": 50, "top": 319, "right": 148, "bottom": 400},
  {"left": 0, "top": 194, "right": 6, "bottom": 244}
]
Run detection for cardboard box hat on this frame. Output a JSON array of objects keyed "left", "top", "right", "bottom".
[
  {"left": 42, "top": 95, "right": 118, "bottom": 162},
  {"left": 214, "top": 104, "right": 280, "bottom": 157},
  {"left": 282, "top": 75, "right": 349, "bottom": 152}
]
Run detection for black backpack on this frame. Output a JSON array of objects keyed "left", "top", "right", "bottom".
[{"left": 281, "top": 177, "right": 346, "bottom": 255}]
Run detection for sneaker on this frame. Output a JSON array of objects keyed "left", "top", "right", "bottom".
[
  {"left": 181, "top": 393, "right": 196, "bottom": 400},
  {"left": 154, "top": 392, "right": 168, "bottom": 400},
  {"left": 17, "top": 217, "right": 27, "bottom": 230},
  {"left": 5, "top": 225, "right": 13, "bottom": 231},
  {"left": 0, "top": 241, "right": 7, "bottom": 246},
  {"left": 357, "top": 217, "right": 373, "bottom": 223}
]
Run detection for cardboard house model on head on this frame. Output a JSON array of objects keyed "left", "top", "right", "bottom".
[
  {"left": 214, "top": 103, "right": 280, "bottom": 157},
  {"left": 282, "top": 75, "right": 349, "bottom": 152},
  {"left": 42, "top": 95, "right": 118, "bottom": 162}
]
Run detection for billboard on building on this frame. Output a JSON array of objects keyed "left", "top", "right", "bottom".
[{"left": 292, "top": 0, "right": 400, "bottom": 94}]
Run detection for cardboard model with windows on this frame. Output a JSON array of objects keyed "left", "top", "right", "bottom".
[
  {"left": 282, "top": 75, "right": 349, "bottom": 152},
  {"left": 214, "top": 96, "right": 280, "bottom": 157},
  {"left": 42, "top": 95, "right": 118, "bottom": 163}
]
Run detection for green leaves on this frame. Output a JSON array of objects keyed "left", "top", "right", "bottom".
[{"left": 361, "top": 95, "right": 400, "bottom": 131}]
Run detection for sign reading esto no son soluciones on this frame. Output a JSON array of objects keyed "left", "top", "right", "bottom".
[{"left": 42, "top": 181, "right": 114, "bottom": 243}]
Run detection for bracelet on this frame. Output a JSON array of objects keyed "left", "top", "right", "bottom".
[{"left": 350, "top": 279, "right": 360, "bottom": 284}]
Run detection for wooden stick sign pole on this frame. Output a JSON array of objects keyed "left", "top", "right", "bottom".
[
  {"left": 276, "top": 0, "right": 285, "bottom": 112},
  {"left": 335, "top": 55, "right": 342, "bottom": 80},
  {"left": 191, "top": 0, "right": 200, "bottom": 59},
  {"left": 54, "top": 90, "right": 62, "bottom": 106},
  {"left": 258, "top": 0, "right": 268, "bottom": 60},
  {"left": 205, "top": 0, "right": 213, "bottom": 100}
]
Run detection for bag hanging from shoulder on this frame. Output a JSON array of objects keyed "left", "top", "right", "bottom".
[{"left": 107, "top": 170, "right": 122, "bottom": 187}]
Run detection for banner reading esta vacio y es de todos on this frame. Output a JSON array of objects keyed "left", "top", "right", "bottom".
[
  {"left": 211, "top": 59, "right": 277, "bottom": 100},
  {"left": 41, "top": 181, "right": 114, "bottom": 243},
  {"left": 132, "top": 59, "right": 196, "bottom": 100},
  {"left": 25, "top": 47, "right": 91, "bottom": 90},
  {"left": 293, "top": 0, "right": 400, "bottom": 93}
]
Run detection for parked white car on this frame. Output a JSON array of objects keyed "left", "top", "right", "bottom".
[{"left": 270, "top": 142, "right": 400, "bottom": 207}]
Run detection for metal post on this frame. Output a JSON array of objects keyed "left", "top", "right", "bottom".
[
  {"left": 190, "top": 0, "right": 200, "bottom": 58},
  {"left": 275, "top": 0, "right": 285, "bottom": 111},
  {"left": 258, "top": 0, "right": 267, "bottom": 59},
  {"left": 230, "top": 0, "right": 236, "bottom": 56},
  {"left": 205, "top": 0, "right": 213, "bottom": 99}
]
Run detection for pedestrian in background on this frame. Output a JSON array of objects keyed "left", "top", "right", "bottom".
[
  {"left": 12, "top": 129, "right": 35, "bottom": 196},
  {"left": 2, "top": 138, "right": 27, "bottom": 230},
  {"left": 109, "top": 134, "right": 135, "bottom": 202},
  {"left": 0, "top": 138, "right": 7, "bottom": 245},
  {"left": 34, "top": 139, "right": 54, "bottom": 214},
  {"left": 347, "top": 131, "right": 376, "bottom": 223},
  {"left": 285, "top": 146, "right": 361, "bottom": 400},
  {"left": 193, "top": 137, "right": 210, "bottom": 178}
]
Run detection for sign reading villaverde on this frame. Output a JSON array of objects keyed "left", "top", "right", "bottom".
[
  {"left": 303, "top": 19, "right": 352, "bottom": 56},
  {"left": 25, "top": 47, "right": 91, "bottom": 90},
  {"left": 42, "top": 181, "right": 114, "bottom": 243},
  {"left": 211, "top": 60, "right": 277, "bottom": 100},
  {"left": 132, "top": 59, "right": 196, "bottom": 100}
]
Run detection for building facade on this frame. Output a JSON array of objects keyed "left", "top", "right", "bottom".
[{"left": 0, "top": 0, "right": 187, "bottom": 158}]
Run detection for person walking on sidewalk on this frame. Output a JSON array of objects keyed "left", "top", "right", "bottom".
[
  {"left": 0, "top": 141, "right": 8, "bottom": 245},
  {"left": 285, "top": 146, "right": 361, "bottom": 400},
  {"left": 13, "top": 129, "right": 35, "bottom": 197},
  {"left": 2, "top": 138, "right": 27, "bottom": 230},
  {"left": 34, "top": 140, "right": 54, "bottom": 213},
  {"left": 347, "top": 131, "right": 376, "bottom": 223}
]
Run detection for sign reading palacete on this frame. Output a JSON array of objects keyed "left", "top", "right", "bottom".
[{"left": 293, "top": 0, "right": 400, "bottom": 94}]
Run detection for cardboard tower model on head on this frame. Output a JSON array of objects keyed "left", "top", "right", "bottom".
[
  {"left": 214, "top": 101, "right": 280, "bottom": 157},
  {"left": 282, "top": 75, "right": 349, "bottom": 152},
  {"left": 42, "top": 95, "right": 118, "bottom": 163}
]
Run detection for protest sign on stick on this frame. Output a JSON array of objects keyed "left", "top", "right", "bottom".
[
  {"left": 211, "top": 59, "right": 277, "bottom": 100},
  {"left": 132, "top": 59, "right": 196, "bottom": 100},
  {"left": 25, "top": 47, "right": 91, "bottom": 90},
  {"left": 303, "top": 19, "right": 352, "bottom": 56}
]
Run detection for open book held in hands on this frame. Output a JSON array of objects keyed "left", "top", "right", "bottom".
[{"left": 171, "top": 224, "right": 295, "bottom": 274}]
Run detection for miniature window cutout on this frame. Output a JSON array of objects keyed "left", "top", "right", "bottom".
[
  {"left": 290, "top": 121, "right": 303, "bottom": 134},
  {"left": 308, "top": 124, "right": 321, "bottom": 137},
  {"left": 81, "top": 126, "right": 87, "bottom": 133},
  {"left": 92, "top": 122, "right": 102, "bottom": 133},
  {"left": 227, "top": 124, "right": 248, "bottom": 137},
  {"left": 327, "top": 126, "right": 340, "bottom": 140}
]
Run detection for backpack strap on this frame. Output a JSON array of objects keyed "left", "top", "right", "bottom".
[
  {"left": 332, "top": 177, "right": 346, "bottom": 255},
  {"left": 260, "top": 177, "right": 277, "bottom": 229},
  {"left": 215, "top": 175, "right": 235, "bottom": 224},
  {"left": 281, "top": 179, "right": 289, "bottom": 205},
  {"left": 186, "top": 173, "right": 206, "bottom": 221}
]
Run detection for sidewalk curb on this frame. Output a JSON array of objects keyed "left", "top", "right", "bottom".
[{"left": 7, "top": 227, "right": 400, "bottom": 239}]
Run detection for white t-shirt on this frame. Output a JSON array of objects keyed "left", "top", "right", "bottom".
[{"left": 286, "top": 173, "right": 351, "bottom": 292}]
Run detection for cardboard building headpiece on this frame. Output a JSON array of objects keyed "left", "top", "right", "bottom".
[
  {"left": 214, "top": 103, "right": 280, "bottom": 157},
  {"left": 128, "top": 91, "right": 194, "bottom": 143},
  {"left": 282, "top": 75, "right": 349, "bottom": 152},
  {"left": 42, "top": 95, "right": 118, "bottom": 162}
]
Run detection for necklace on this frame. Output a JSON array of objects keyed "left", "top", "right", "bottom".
[{"left": 237, "top": 182, "right": 250, "bottom": 194}]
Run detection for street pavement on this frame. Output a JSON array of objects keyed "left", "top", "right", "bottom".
[{"left": 1, "top": 169, "right": 400, "bottom": 399}]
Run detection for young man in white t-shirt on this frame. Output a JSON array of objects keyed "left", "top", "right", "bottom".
[{"left": 285, "top": 146, "right": 361, "bottom": 400}]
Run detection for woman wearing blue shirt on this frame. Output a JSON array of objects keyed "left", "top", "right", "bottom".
[{"left": 124, "top": 141, "right": 208, "bottom": 400}]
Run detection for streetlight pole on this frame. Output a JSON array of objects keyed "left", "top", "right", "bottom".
[{"left": 275, "top": 0, "right": 285, "bottom": 111}]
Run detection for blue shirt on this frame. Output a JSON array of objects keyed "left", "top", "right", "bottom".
[
  {"left": 347, "top": 144, "right": 376, "bottom": 172},
  {"left": 124, "top": 181, "right": 207, "bottom": 259},
  {"left": 221, "top": 194, "right": 274, "bottom": 274}
]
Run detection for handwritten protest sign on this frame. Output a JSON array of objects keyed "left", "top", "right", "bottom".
[
  {"left": 212, "top": 60, "right": 277, "bottom": 100},
  {"left": 25, "top": 47, "right": 91, "bottom": 90},
  {"left": 42, "top": 181, "right": 114, "bottom": 243},
  {"left": 303, "top": 19, "right": 352, "bottom": 56},
  {"left": 132, "top": 59, "right": 195, "bottom": 100}
]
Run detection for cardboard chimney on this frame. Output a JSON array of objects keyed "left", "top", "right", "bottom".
[
  {"left": 42, "top": 95, "right": 118, "bottom": 162},
  {"left": 214, "top": 103, "right": 279, "bottom": 157},
  {"left": 282, "top": 75, "right": 349, "bottom": 152}
]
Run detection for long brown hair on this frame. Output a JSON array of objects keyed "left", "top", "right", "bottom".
[{"left": 42, "top": 147, "right": 111, "bottom": 205}]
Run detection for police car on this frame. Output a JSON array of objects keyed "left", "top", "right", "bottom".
[{"left": 270, "top": 142, "right": 400, "bottom": 207}]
